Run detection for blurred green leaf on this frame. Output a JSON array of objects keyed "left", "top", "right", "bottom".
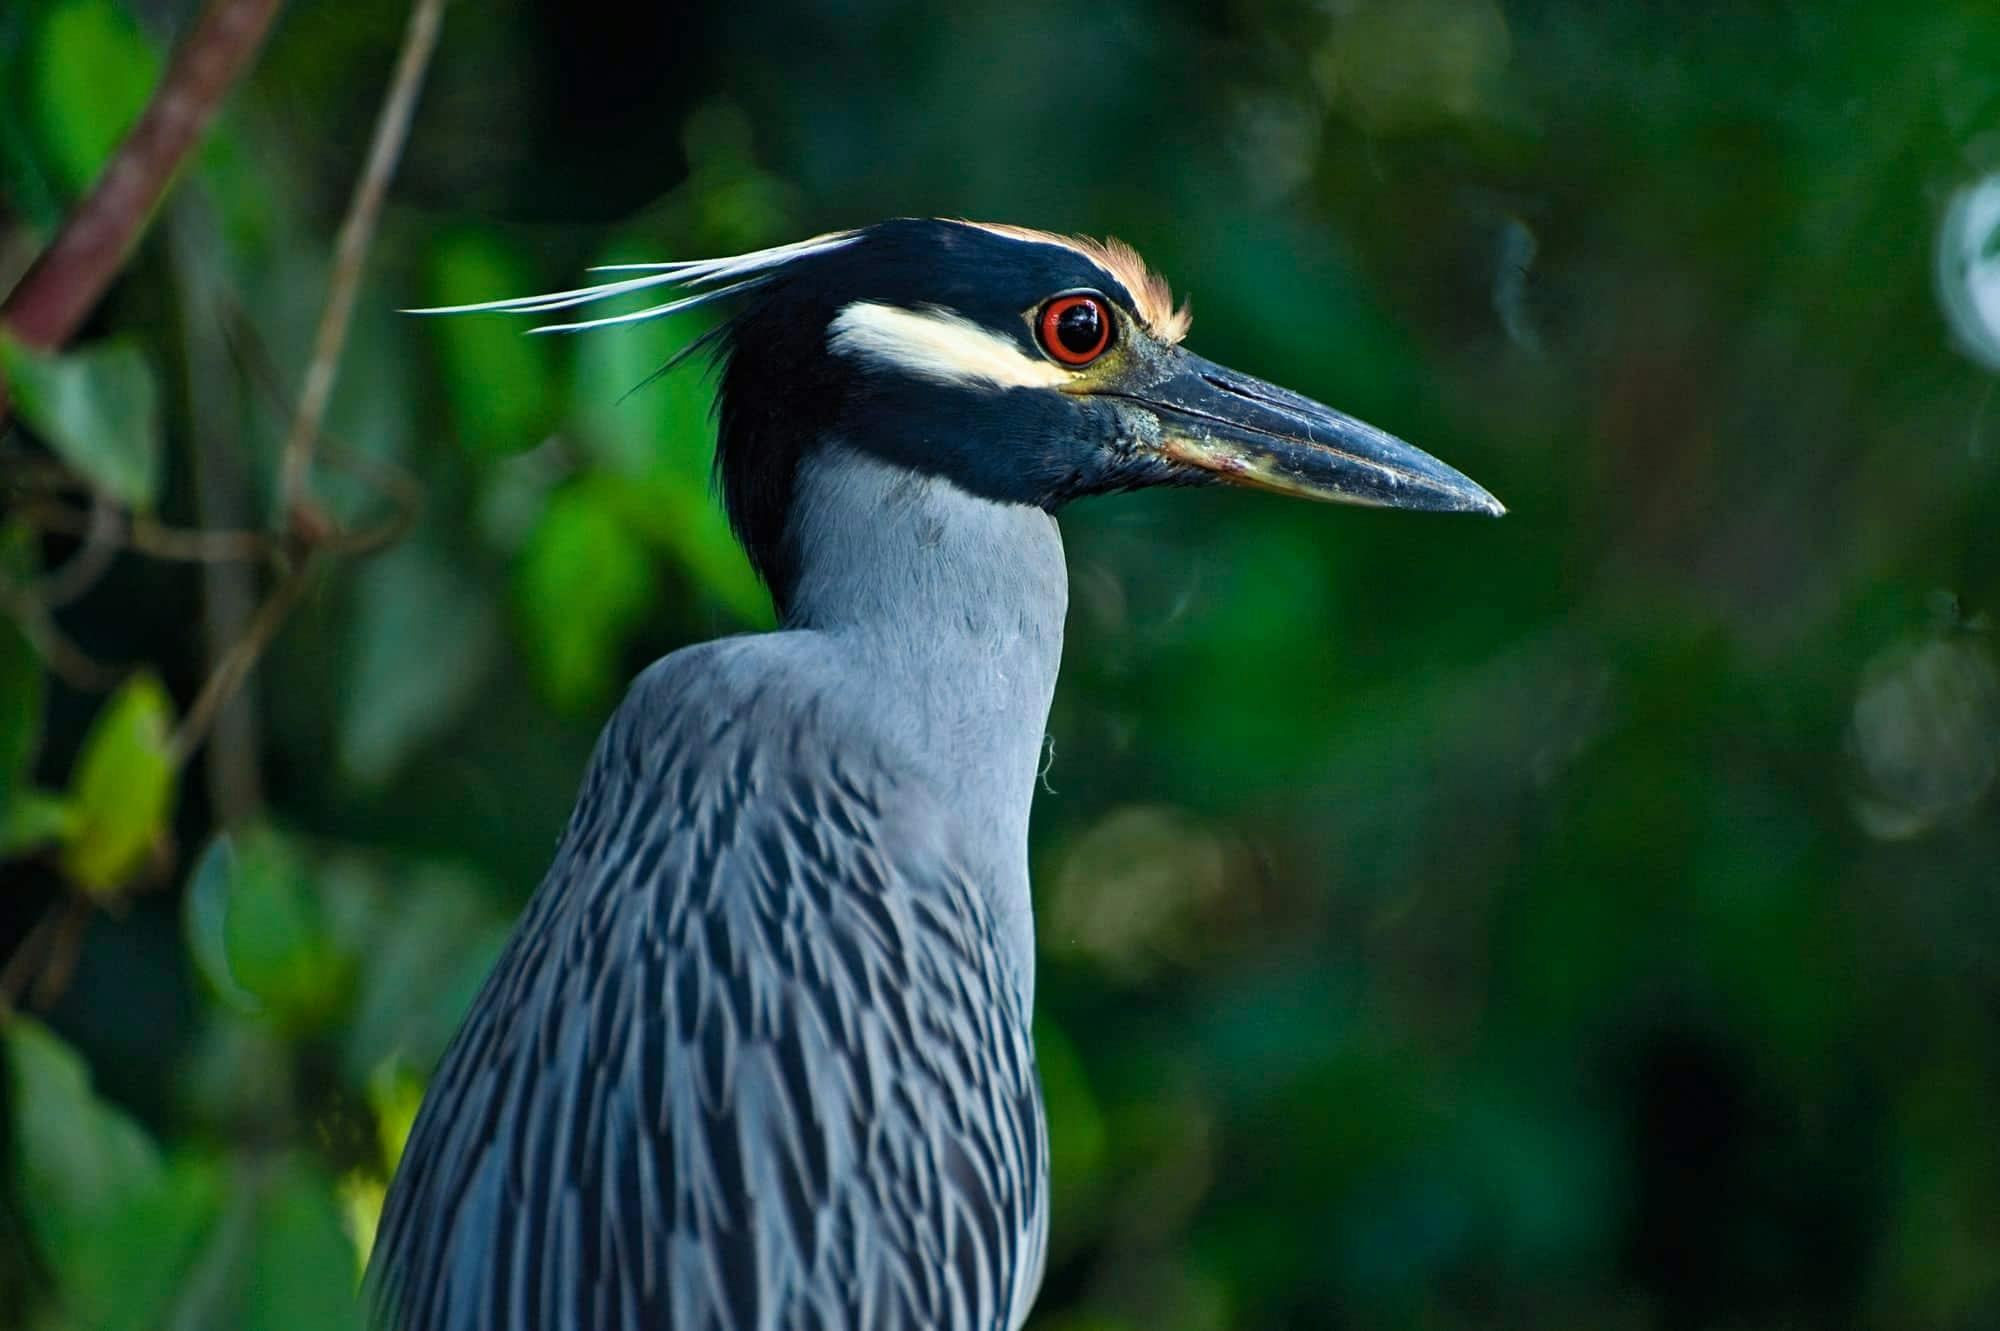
[
  {"left": 62, "top": 1153, "right": 227, "bottom": 1331},
  {"left": 339, "top": 1061, "right": 429, "bottom": 1271},
  {"left": 340, "top": 541, "right": 500, "bottom": 787},
  {"left": 336, "top": 1167, "right": 386, "bottom": 1282},
  {"left": 369, "top": 1060, "right": 427, "bottom": 1179},
  {"left": 514, "top": 478, "right": 658, "bottom": 711},
  {"left": 426, "top": 229, "right": 560, "bottom": 458},
  {"left": 29, "top": 0, "right": 159, "bottom": 195},
  {"left": 4, "top": 1016, "right": 165, "bottom": 1274},
  {"left": 0, "top": 26, "right": 64, "bottom": 227},
  {"left": 611, "top": 472, "right": 772, "bottom": 629},
  {"left": 2, "top": 785, "right": 77, "bottom": 855},
  {"left": 217, "top": 827, "right": 349, "bottom": 1029},
  {"left": 58, "top": 669, "right": 176, "bottom": 895},
  {"left": 0, "top": 334, "right": 162, "bottom": 508},
  {"left": 183, "top": 835, "right": 262, "bottom": 1014},
  {"left": 242, "top": 1159, "right": 363, "bottom": 1331}
]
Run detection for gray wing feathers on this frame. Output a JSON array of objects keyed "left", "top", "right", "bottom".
[{"left": 366, "top": 639, "right": 1047, "bottom": 1331}]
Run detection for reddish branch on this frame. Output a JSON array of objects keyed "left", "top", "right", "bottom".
[{"left": 0, "top": 0, "right": 282, "bottom": 363}]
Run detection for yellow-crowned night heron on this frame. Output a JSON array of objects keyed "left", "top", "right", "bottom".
[{"left": 366, "top": 218, "right": 1501, "bottom": 1331}]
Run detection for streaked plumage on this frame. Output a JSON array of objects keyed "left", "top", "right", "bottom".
[
  {"left": 369, "top": 633, "right": 1047, "bottom": 1331},
  {"left": 370, "top": 219, "right": 1499, "bottom": 1331}
]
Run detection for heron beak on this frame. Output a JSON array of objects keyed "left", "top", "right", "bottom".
[{"left": 1125, "top": 353, "right": 1504, "bottom": 515}]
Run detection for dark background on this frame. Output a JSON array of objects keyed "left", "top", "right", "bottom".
[{"left": 3, "top": 0, "right": 1999, "bottom": 1327}]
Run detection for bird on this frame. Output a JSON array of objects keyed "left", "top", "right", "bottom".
[{"left": 364, "top": 217, "right": 1501, "bottom": 1331}]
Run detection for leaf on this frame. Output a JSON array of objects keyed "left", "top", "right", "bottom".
[
  {"left": 514, "top": 479, "right": 658, "bottom": 712},
  {"left": 60, "top": 1153, "right": 226, "bottom": 1331},
  {"left": 59, "top": 670, "right": 177, "bottom": 895},
  {"left": 610, "top": 472, "right": 773, "bottom": 630},
  {"left": 340, "top": 1062, "right": 429, "bottom": 1270},
  {"left": 182, "top": 835, "right": 262, "bottom": 1013},
  {"left": 29, "top": 0, "right": 160, "bottom": 196},
  {"left": 335, "top": 1170, "right": 387, "bottom": 1281},
  {"left": 241, "top": 1158, "right": 363, "bottom": 1331},
  {"left": 0, "top": 334, "right": 162, "bottom": 508},
  {"left": 368, "top": 1062, "right": 428, "bottom": 1175},
  {"left": 1, "top": 786, "right": 78, "bottom": 855},
  {"left": 4, "top": 1016, "right": 165, "bottom": 1274},
  {"left": 338, "top": 540, "right": 500, "bottom": 787},
  {"left": 216, "top": 825, "right": 348, "bottom": 1030},
  {"left": 425, "top": 229, "right": 559, "bottom": 459}
]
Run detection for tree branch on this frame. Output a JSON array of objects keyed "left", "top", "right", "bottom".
[
  {"left": 275, "top": 0, "right": 446, "bottom": 526},
  {"left": 0, "top": 0, "right": 283, "bottom": 395},
  {"left": 17, "top": 495, "right": 274, "bottom": 563},
  {"left": 167, "top": 554, "right": 318, "bottom": 766}
]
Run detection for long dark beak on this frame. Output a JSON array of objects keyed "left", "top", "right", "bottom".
[{"left": 1124, "top": 354, "right": 1503, "bottom": 515}]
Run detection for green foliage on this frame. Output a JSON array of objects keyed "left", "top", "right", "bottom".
[
  {"left": 27, "top": 0, "right": 159, "bottom": 196},
  {"left": 71, "top": 1154, "right": 227, "bottom": 1331},
  {"left": 2, "top": 788, "right": 77, "bottom": 857},
  {"left": 183, "top": 835, "right": 263, "bottom": 1013},
  {"left": 5, "top": 1016, "right": 164, "bottom": 1273},
  {"left": 240, "top": 1160, "right": 364, "bottom": 1331},
  {"left": 57, "top": 670, "right": 175, "bottom": 895},
  {"left": 334, "top": 861, "right": 510, "bottom": 1085},
  {"left": 514, "top": 477, "right": 661, "bottom": 710},
  {"left": 339, "top": 540, "right": 500, "bottom": 786},
  {"left": 0, "top": 334, "right": 161, "bottom": 508},
  {"left": 206, "top": 826, "right": 350, "bottom": 1030},
  {"left": 5, "top": 1017, "right": 365, "bottom": 1328}
]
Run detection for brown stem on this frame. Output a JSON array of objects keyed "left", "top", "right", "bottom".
[
  {"left": 32, "top": 490, "right": 121, "bottom": 607},
  {"left": 275, "top": 0, "right": 447, "bottom": 526},
  {"left": 166, "top": 555, "right": 318, "bottom": 767},
  {"left": 0, "top": 0, "right": 284, "bottom": 365},
  {"left": 0, "top": 900, "right": 60, "bottom": 1011},
  {"left": 19, "top": 495, "right": 273, "bottom": 563},
  {"left": 29, "top": 896, "right": 94, "bottom": 1009}
]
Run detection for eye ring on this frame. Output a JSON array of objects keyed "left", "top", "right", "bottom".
[{"left": 1038, "top": 293, "right": 1113, "bottom": 366}]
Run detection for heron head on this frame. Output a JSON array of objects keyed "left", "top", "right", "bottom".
[{"left": 418, "top": 218, "right": 1501, "bottom": 607}]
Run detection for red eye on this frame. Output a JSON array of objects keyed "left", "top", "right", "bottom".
[{"left": 1038, "top": 294, "right": 1112, "bottom": 365}]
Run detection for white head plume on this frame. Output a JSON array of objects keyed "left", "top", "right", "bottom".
[{"left": 405, "top": 230, "right": 860, "bottom": 334}]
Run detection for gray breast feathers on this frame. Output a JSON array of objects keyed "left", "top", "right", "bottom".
[{"left": 365, "top": 638, "right": 1049, "bottom": 1331}]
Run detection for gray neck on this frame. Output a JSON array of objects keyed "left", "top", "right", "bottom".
[{"left": 783, "top": 444, "right": 1067, "bottom": 1004}]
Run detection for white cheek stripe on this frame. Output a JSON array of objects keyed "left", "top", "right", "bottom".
[{"left": 827, "top": 301, "right": 1069, "bottom": 389}]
